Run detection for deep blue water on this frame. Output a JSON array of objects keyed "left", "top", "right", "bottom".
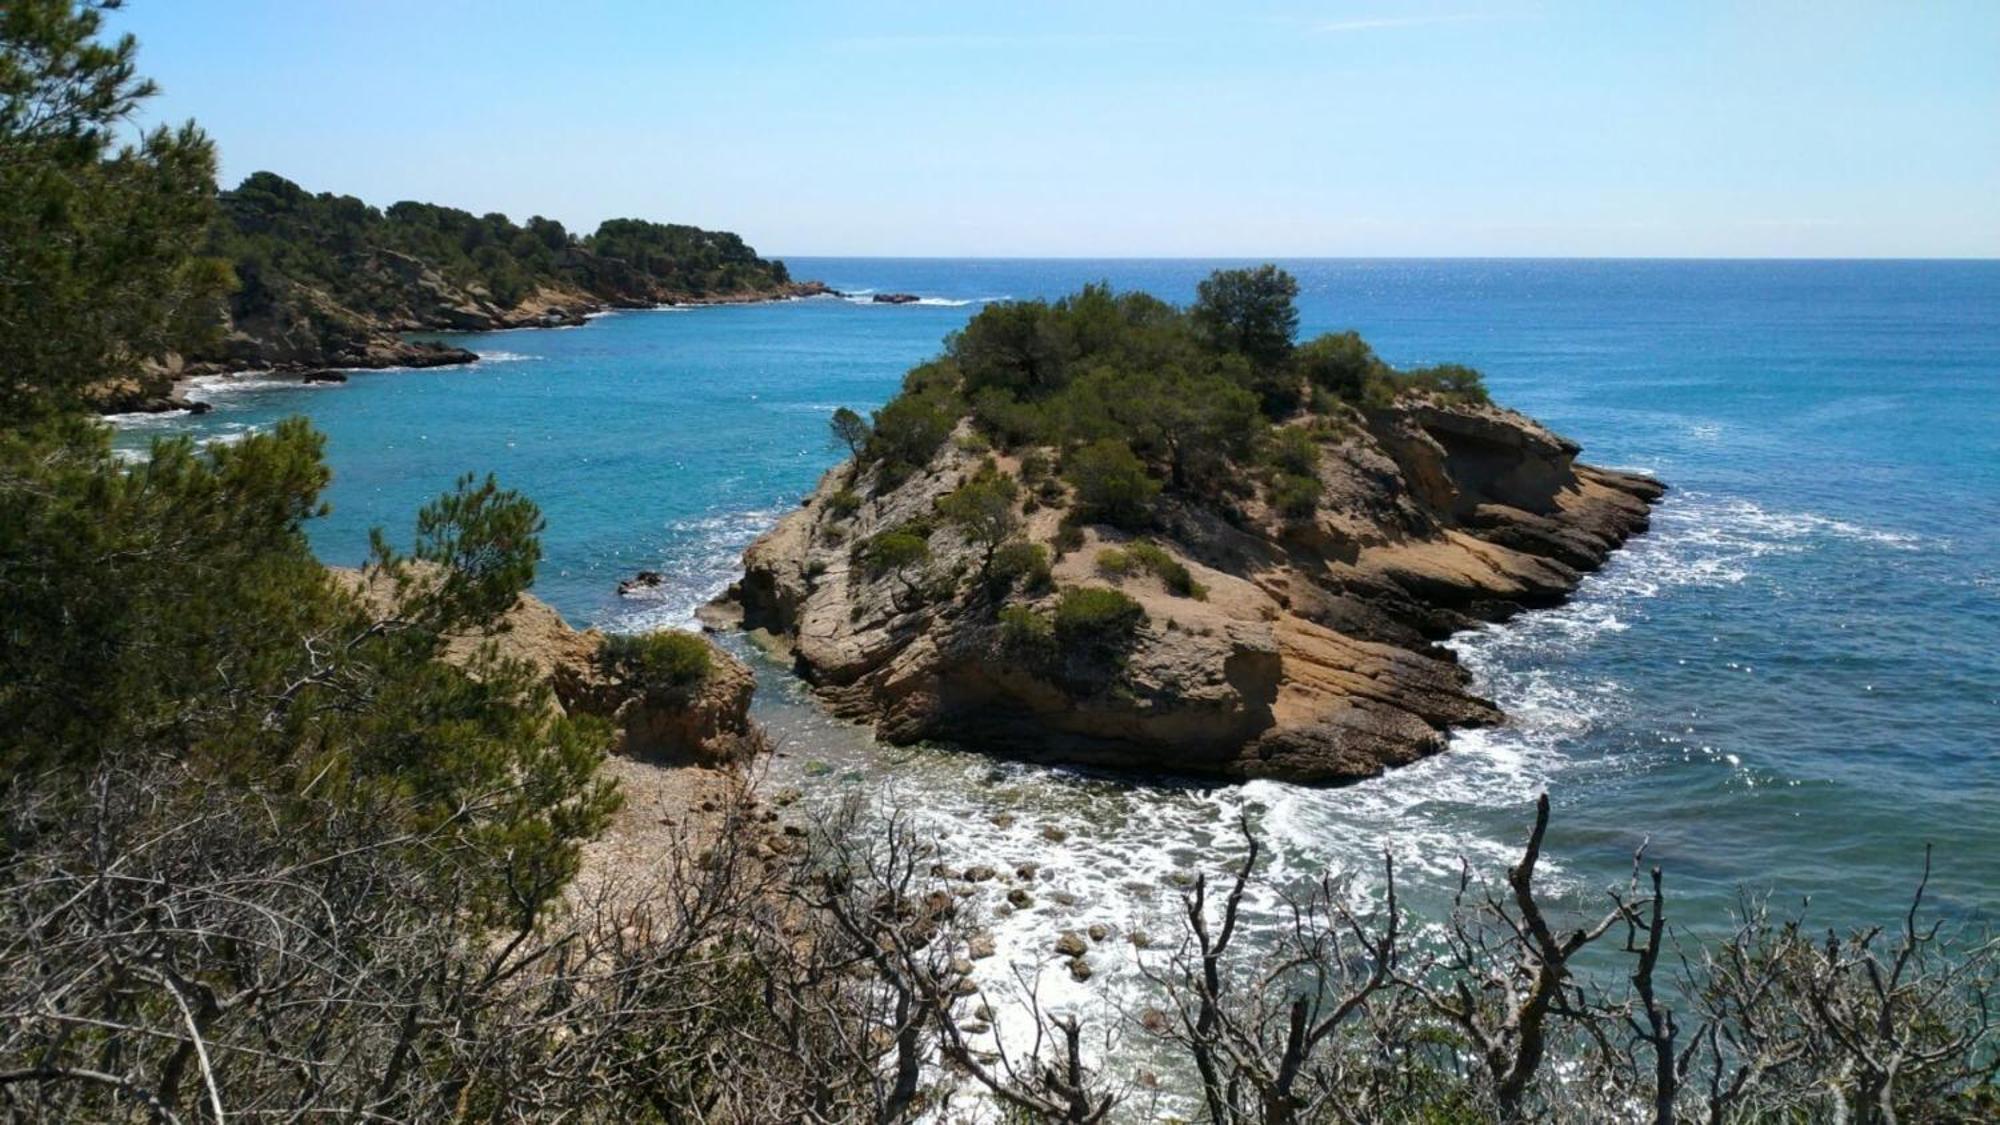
[{"left": 113, "top": 259, "right": 2000, "bottom": 1030}]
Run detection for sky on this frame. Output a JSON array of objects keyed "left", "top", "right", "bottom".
[{"left": 115, "top": 1, "right": 2000, "bottom": 258}]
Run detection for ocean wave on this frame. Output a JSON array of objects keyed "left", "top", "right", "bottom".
[
  {"left": 175, "top": 371, "right": 347, "bottom": 405},
  {"left": 474, "top": 350, "right": 536, "bottom": 364},
  {"left": 101, "top": 408, "right": 191, "bottom": 428},
  {"left": 109, "top": 422, "right": 267, "bottom": 464},
  {"left": 601, "top": 507, "right": 789, "bottom": 634}
]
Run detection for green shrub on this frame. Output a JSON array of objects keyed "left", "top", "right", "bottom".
[
  {"left": 990, "top": 540, "right": 1052, "bottom": 593},
  {"left": 826, "top": 487, "right": 861, "bottom": 518},
  {"left": 1018, "top": 450, "right": 1052, "bottom": 483},
  {"left": 1095, "top": 547, "right": 1133, "bottom": 578},
  {"left": 598, "top": 631, "right": 712, "bottom": 698},
  {"left": 1396, "top": 363, "right": 1490, "bottom": 404},
  {"left": 1053, "top": 586, "right": 1146, "bottom": 651},
  {"left": 1052, "top": 522, "right": 1085, "bottom": 557},
  {"left": 1265, "top": 426, "right": 1321, "bottom": 478},
  {"left": 1063, "top": 438, "right": 1160, "bottom": 530},
  {"left": 1295, "top": 330, "right": 1384, "bottom": 403},
  {"left": 936, "top": 468, "right": 1021, "bottom": 571},
  {"left": 971, "top": 387, "right": 1048, "bottom": 448},
  {"left": 860, "top": 529, "right": 930, "bottom": 577},
  {"left": 1271, "top": 473, "right": 1323, "bottom": 518},
  {"left": 866, "top": 394, "right": 956, "bottom": 476},
  {"left": 1126, "top": 540, "right": 1206, "bottom": 599},
  {"left": 999, "top": 604, "right": 1054, "bottom": 654}
]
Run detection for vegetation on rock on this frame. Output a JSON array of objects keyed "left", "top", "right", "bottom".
[{"left": 597, "top": 630, "right": 714, "bottom": 699}]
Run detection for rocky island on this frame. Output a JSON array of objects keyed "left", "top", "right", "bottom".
[{"left": 712, "top": 268, "right": 1663, "bottom": 783}]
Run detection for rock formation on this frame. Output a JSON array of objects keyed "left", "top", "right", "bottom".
[
  {"left": 335, "top": 567, "right": 757, "bottom": 765},
  {"left": 712, "top": 397, "right": 1661, "bottom": 784}
]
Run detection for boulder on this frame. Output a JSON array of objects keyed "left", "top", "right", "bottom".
[{"left": 618, "top": 570, "right": 665, "bottom": 597}]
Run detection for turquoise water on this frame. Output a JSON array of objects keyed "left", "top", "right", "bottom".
[{"left": 114, "top": 260, "right": 2000, "bottom": 1034}]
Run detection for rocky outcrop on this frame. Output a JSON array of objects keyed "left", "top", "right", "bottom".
[
  {"left": 333, "top": 567, "right": 758, "bottom": 765},
  {"left": 712, "top": 398, "right": 1662, "bottom": 785}
]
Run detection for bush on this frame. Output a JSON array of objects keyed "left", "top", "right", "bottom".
[
  {"left": 971, "top": 387, "right": 1048, "bottom": 448},
  {"left": 860, "top": 529, "right": 930, "bottom": 578},
  {"left": 1018, "top": 449, "right": 1052, "bottom": 483},
  {"left": 1052, "top": 522, "right": 1085, "bottom": 557},
  {"left": 826, "top": 487, "right": 861, "bottom": 518},
  {"left": 1063, "top": 438, "right": 1160, "bottom": 530},
  {"left": 1095, "top": 547, "right": 1133, "bottom": 578},
  {"left": 1271, "top": 472, "right": 1323, "bottom": 518},
  {"left": 1295, "top": 330, "right": 1384, "bottom": 403},
  {"left": 1397, "top": 363, "right": 1490, "bottom": 404},
  {"left": 598, "top": 631, "right": 712, "bottom": 698},
  {"left": 1265, "top": 426, "right": 1321, "bottom": 478},
  {"left": 998, "top": 604, "right": 1054, "bottom": 654},
  {"left": 936, "top": 469, "right": 1021, "bottom": 571},
  {"left": 1126, "top": 540, "right": 1206, "bottom": 599},
  {"left": 1052, "top": 586, "right": 1146, "bottom": 652},
  {"left": 990, "top": 541, "right": 1052, "bottom": 593},
  {"left": 866, "top": 394, "right": 956, "bottom": 476}
]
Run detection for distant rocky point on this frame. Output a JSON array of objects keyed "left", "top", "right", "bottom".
[{"left": 96, "top": 172, "right": 826, "bottom": 412}]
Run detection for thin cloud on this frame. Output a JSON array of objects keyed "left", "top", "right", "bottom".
[{"left": 1315, "top": 13, "right": 1496, "bottom": 34}]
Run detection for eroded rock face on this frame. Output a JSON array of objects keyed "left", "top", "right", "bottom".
[
  {"left": 332, "top": 567, "right": 758, "bottom": 765},
  {"left": 715, "top": 398, "right": 1662, "bottom": 785}
]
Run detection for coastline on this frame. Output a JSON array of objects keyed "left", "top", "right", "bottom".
[{"left": 98, "top": 281, "right": 841, "bottom": 416}]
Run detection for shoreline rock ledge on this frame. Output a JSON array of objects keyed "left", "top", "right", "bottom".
[{"left": 708, "top": 398, "right": 1663, "bottom": 785}]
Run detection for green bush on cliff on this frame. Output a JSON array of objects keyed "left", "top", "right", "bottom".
[
  {"left": 1053, "top": 586, "right": 1146, "bottom": 650},
  {"left": 826, "top": 487, "right": 862, "bottom": 518},
  {"left": 1397, "top": 362, "right": 1491, "bottom": 405},
  {"left": 998, "top": 604, "right": 1055, "bottom": 654},
  {"left": 598, "top": 630, "right": 712, "bottom": 699},
  {"left": 1271, "top": 472, "right": 1324, "bottom": 518},
  {"left": 859, "top": 528, "right": 931, "bottom": 580},
  {"left": 936, "top": 466, "right": 1021, "bottom": 572},
  {"left": 1063, "top": 438, "right": 1160, "bottom": 529},
  {"left": 989, "top": 541, "right": 1052, "bottom": 593},
  {"left": 865, "top": 392, "right": 958, "bottom": 483}
]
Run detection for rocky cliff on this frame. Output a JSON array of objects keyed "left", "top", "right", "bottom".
[
  {"left": 95, "top": 172, "right": 829, "bottom": 411},
  {"left": 713, "top": 398, "right": 1661, "bottom": 784},
  {"left": 335, "top": 567, "right": 758, "bottom": 765}
]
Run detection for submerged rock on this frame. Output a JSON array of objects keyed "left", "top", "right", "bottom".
[{"left": 618, "top": 570, "right": 665, "bottom": 597}]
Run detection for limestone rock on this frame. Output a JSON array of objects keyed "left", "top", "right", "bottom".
[{"left": 715, "top": 399, "right": 1662, "bottom": 784}]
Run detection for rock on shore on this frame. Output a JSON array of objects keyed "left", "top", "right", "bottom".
[
  {"left": 334, "top": 567, "right": 758, "bottom": 765},
  {"left": 712, "top": 398, "right": 1662, "bottom": 784}
]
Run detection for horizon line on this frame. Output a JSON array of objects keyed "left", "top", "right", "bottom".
[{"left": 771, "top": 253, "right": 2000, "bottom": 264}]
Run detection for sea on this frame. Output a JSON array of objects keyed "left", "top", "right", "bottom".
[{"left": 110, "top": 259, "right": 2000, "bottom": 1072}]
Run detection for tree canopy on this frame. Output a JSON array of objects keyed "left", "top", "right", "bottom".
[
  {"left": 832, "top": 266, "right": 1491, "bottom": 526},
  {"left": 0, "top": 0, "right": 228, "bottom": 418}
]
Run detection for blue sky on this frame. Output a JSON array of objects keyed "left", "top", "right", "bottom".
[{"left": 117, "top": 1, "right": 1999, "bottom": 258}]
